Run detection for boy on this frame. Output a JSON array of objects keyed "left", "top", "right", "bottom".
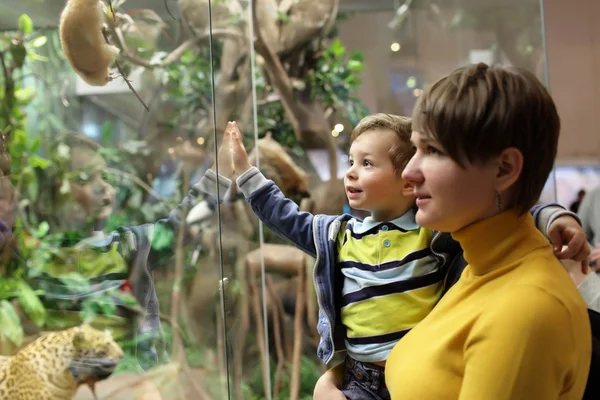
[{"left": 201, "top": 115, "right": 586, "bottom": 400}]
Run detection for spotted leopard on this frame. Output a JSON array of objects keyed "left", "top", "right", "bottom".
[{"left": 0, "top": 324, "right": 124, "bottom": 400}]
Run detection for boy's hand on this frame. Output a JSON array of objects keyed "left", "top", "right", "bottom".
[
  {"left": 213, "top": 122, "right": 235, "bottom": 177},
  {"left": 548, "top": 215, "right": 590, "bottom": 273},
  {"left": 230, "top": 121, "right": 252, "bottom": 174}
]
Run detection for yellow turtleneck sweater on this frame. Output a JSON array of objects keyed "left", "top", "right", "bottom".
[{"left": 385, "top": 210, "right": 591, "bottom": 400}]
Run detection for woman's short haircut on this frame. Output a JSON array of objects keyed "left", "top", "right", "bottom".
[{"left": 412, "top": 63, "right": 560, "bottom": 214}]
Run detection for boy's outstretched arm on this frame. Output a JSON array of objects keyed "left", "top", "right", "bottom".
[{"left": 228, "top": 122, "right": 319, "bottom": 257}]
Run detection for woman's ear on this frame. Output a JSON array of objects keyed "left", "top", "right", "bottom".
[{"left": 495, "top": 147, "right": 523, "bottom": 192}]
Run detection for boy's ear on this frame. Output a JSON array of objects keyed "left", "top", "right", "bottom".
[{"left": 402, "top": 182, "right": 414, "bottom": 197}]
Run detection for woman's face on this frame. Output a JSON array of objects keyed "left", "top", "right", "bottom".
[
  {"left": 401, "top": 131, "right": 499, "bottom": 233},
  {"left": 69, "top": 147, "right": 115, "bottom": 224}
]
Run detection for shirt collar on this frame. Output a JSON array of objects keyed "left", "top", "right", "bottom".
[{"left": 352, "top": 208, "right": 419, "bottom": 234}]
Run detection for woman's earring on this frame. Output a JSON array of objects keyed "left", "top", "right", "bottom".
[{"left": 496, "top": 192, "right": 503, "bottom": 212}]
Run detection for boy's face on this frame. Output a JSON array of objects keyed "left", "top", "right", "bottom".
[
  {"left": 344, "top": 129, "right": 410, "bottom": 221},
  {"left": 69, "top": 147, "right": 116, "bottom": 224}
]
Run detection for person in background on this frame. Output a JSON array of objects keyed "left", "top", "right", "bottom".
[
  {"left": 579, "top": 185, "right": 600, "bottom": 269},
  {"left": 571, "top": 189, "right": 586, "bottom": 214}
]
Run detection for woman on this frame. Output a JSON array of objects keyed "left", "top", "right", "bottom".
[{"left": 383, "top": 63, "right": 591, "bottom": 399}]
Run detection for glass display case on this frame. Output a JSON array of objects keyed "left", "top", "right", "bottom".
[{"left": 0, "top": 0, "right": 573, "bottom": 399}]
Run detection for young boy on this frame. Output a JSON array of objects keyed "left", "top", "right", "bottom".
[{"left": 201, "top": 115, "right": 586, "bottom": 400}]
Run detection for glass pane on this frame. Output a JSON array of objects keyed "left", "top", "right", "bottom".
[{"left": 0, "top": 1, "right": 230, "bottom": 399}]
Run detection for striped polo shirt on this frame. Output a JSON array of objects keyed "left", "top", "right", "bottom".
[{"left": 337, "top": 209, "right": 445, "bottom": 362}]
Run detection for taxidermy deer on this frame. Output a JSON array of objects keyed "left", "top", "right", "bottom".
[{"left": 59, "top": 0, "right": 120, "bottom": 86}]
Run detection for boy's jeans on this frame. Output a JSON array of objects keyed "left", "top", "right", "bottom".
[{"left": 342, "top": 356, "right": 390, "bottom": 400}]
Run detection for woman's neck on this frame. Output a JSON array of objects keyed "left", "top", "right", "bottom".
[{"left": 451, "top": 209, "right": 546, "bottom": 276}]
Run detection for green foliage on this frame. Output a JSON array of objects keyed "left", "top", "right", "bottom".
[
  {"left": 311, "top": 39, "right": 370, "bottom": 126},
  {"left": 0, "top": 300, "right": 23, "bottom": 347},
  {"left": 151, "top": 223, "right": 175, "bottom": 251},
  {"left": 162, "top": 48, "right": 216, "bottom": 135},
  {"left": 253, "top": 38, "right": 369, "bottom": 154}
]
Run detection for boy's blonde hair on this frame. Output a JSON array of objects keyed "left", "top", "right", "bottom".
[{"left": 350, "top": 113, "right": 413, "bottom": 173}]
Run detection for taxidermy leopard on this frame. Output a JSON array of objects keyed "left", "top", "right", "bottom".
[{"left": 0, "top": 324, "right": 124, "bottom": 399}]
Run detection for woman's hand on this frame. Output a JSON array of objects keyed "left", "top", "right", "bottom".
[
  {"left": 313, "top": 363, "right": 346, "bottom": 400},
  {"left": 548, "top": 215, "right": 590, "bottom": 273}
]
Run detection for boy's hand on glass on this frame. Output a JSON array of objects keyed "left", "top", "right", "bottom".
[
  {"left": 548, "top": 215, "right": 590, "bottom": 273},
  {"left": 213, "top": 122, "right": 235, "bottom": 177},
  {"left": 230, "top": 121, "right": 253, "bottom": 174}
]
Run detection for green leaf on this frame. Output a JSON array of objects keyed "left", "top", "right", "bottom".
[
  {"left": 0, "top": 300, "right": 24, "bottom": 347},
  {"left": 151, "top": 223, "right": 174, "bottom": 251},
  {"left": 36, "top": 221, "right": 49, "bottom": 237},
  {"left": 18, "top": 14, "right": 33, "bottom": 35},
  {"left": 277, "top": 11, "right": 290, "bottom": 23},
  {"left": 14, "top": 87, "right": 36, "bottom": 103},
  {"left": 330, "top": 39, "right": 345, "bottom": 56},
  {"left": 16, "top": 280, "right": 46, "bottom": 327},
  {"left": 26, "top": 173, "right": 39, "bottom": 202},
  {"left": 30, "top": 36, "right": 47, "bottom": 48},
  {"left": 27, "top": 52, "right": 48, "bottom": 62},
  {"left": 347, "top": 60, "right": 363, "bottom": 71},
  {"left": 100, "top": 121, "right": 114, "bottom": 146},
  {"left": 30, "top": 135, "right": 41, "bottom": 153},
  {"left": 29, "top": 155, "right": 51, "bottom": 169},
  {"left": 10, "top": 44, "right": 27, "bottom": 68}
]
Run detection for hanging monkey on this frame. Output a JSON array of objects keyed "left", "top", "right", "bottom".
[{"left": 59, "top": 0, "right": 120, "bottom": 86}]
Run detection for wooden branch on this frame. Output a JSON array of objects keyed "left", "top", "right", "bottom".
[
  {"left": 251, "top": 0, "right": 300, "bottom": 133},
  {"left": 164, "top": 0, "right": 177, "bottom": 20},
  {"left": 105, "top": 167, "right": 170, "bottom": 207},
  {"left": 248, "top": 261, "right": 270, "bottom": 399},
  {"left": 101, "top": 27, "right": 149, "bottom": 112},
  {"left": 289, "top": 263, "right": 305, "bottom": 400},
  {"left": 170, "top": 167, "right": 189, "bottom": 362},
  {"left": 110, "top": 20, "right": 241, "bottom": 70},
  {"left": 266, "top": 275, "right": 287, "bottom": 399}
]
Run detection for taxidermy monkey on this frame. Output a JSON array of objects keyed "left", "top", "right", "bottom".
[{"left": 59, "top": 0, "right": 120, "bottom": 86}]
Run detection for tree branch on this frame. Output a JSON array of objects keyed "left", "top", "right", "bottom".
[
  {"left": 251, "top": 0, "right": 300, "bottom": 133},
  {"left": 101, "top": 27, "right": 150, "bottom": 112},
  {"left": 106, "top": 167, "right": 171, "bottom": 212}
]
